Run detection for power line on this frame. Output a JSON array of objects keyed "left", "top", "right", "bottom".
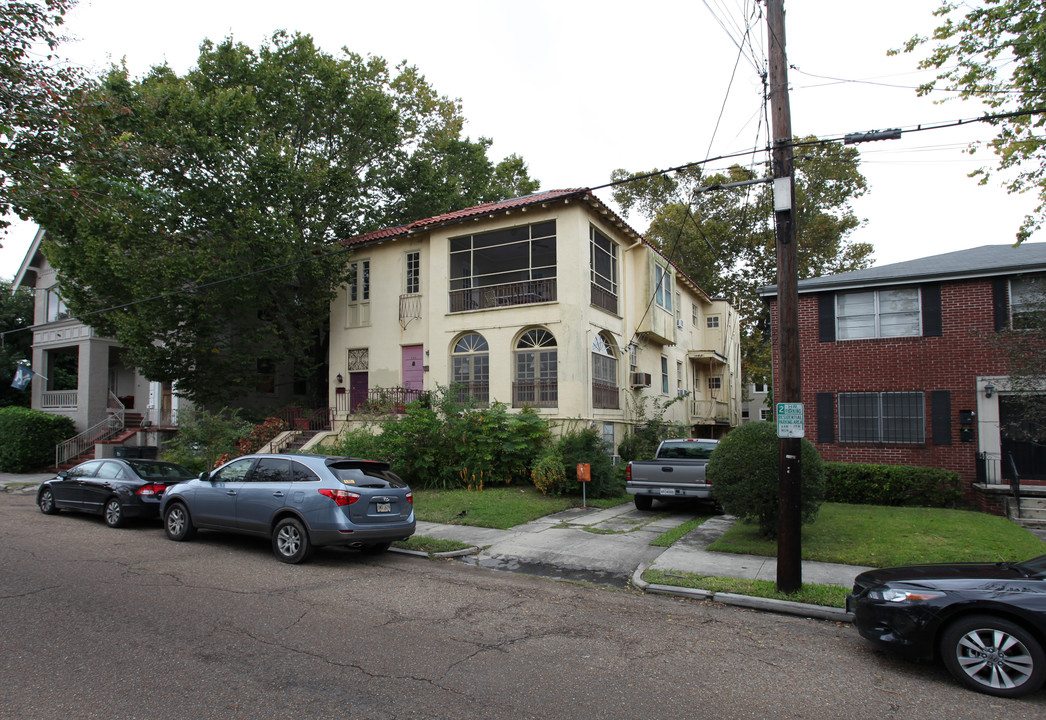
[{"left": 4, "top": 107, "right": 1043, "bottom": 346}]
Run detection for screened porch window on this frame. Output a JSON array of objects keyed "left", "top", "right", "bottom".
[
  {"left": 449, "top": 221, "right": 557, "bottom": 311},
  {"left": 590, "top": 226, "right": 618, "bottom": 314}
]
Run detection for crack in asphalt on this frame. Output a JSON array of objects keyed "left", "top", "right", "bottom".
[{"left": 0, "top": 584, "right": 62, "bottom": 599}]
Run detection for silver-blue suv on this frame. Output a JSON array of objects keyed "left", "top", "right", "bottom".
[{"left": 161, "top": 454, "right": 415, "bottom": 563}]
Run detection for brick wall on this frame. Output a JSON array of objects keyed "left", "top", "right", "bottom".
[{"left": 767, "top": 278, "right": 1009, "bottom": 499}]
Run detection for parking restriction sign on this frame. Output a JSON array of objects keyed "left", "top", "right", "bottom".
[{"left": 776, "top": 403, "right": 805, "bottom": 438}]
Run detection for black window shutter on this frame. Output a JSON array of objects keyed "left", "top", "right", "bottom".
[
  {"left": 816, "top": 392, "right": 835, "bottom": 443},
  {"left": 993, "top": 278, "right": 1009, "bottom": 332},
  {"left": 931, "top": 390, "right": 951, "bottom": 446},
  {"left": 922, "top": 283, "right": 942, "bottom": 337},
  {"left": 818, "top": 293, "right": 835, "bottom": 342}
]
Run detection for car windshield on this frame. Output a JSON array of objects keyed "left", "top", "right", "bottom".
[
  {"left": 658, "top": 442, "right": 717, "bottom": 460},
  {"left": 1015, "top": 554, "right": 1046, "bottom": 578},
  {"left": 327, "top": 461, "right": 407, "bottom": 488},
  {"left": 125, "top": 460, "right": 195, "bottom": 480}
]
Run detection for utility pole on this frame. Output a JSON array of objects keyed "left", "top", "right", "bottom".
[{"left": 766, "top": 0, "right": 802, "bottom": 593}]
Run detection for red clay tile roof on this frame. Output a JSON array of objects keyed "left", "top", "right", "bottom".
[
  {"left": 339, "top": 189, "right": 630, "bottom": 246},
  {"left": 337, "top": 187, "right": 711, "bottom": 301}
]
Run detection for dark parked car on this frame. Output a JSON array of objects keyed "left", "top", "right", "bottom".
[
  {"left": 37, "top": 458, "right": 197, "bottom": 528},
  {"left": 847, "top": 555, "right": 1046, "bottom": 698},
  {"left": 160, "top": 454, "right": 415, "bottom": 564}
]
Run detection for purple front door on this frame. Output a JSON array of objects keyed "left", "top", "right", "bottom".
[
  {"left": 402, "top": 345, "right": 424, "bottom": 394},
  {"left": 349, "top": 372, "right": 368, "bottom": 412}
]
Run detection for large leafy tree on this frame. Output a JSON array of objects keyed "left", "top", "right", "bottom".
[
  {"left": 20, "top": 31, "right": 538, "bottom": 403},
  {"left": 0, "top": 280, "right": 34, "bottom": 407},
  {"left": 893, "top": 0, "right": 1046, "bottom": 242},
  {"left": 0, "top": 0, "right": 85, "bottom": 238},
  {"left": 612, "top": 139, "right": 873, "bottom": 386}
]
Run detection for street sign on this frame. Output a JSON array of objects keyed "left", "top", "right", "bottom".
[{"left": 776, "top": 402, "right": 805, "bottom": 438}]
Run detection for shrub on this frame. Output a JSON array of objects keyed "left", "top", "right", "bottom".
[
  {"left": 707, "top": 421, "right": 825, "bottom": 538},
  {"left": 317, "top": 387, "right": 551, "bottom": 490},
  {"left": 0, "top": 407, "right": 75, "bottom": 472},
  {"left": 824, "top": 462, "right": 962, "bottom": 508},
  {"left": 160, "top": 407, "right": 253, "bottom": 473},
  {"left": 616, "top": 392, "right": 690, "bottom": 463},
  {"left": 554, "top": 426, "right": 620, "bottom": 498},
  {"left": 531, "top": 448, "right": 568, "bottom": 495},
  {"left": 214, "top": 416, "right": 289, "bottom": 466}
]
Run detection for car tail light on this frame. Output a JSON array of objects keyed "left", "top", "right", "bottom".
[
  {"left": 137, "top": 484, "right": 166, "bottom": 497},
  {"left": 625, "top": 464, "right": 631, "bottom": 482},
  {"left": 318, "top": 488, "right": 361, "bottom": 506},
  {"left": 406, "top": 491, "right": 413, "bottom": 505}
]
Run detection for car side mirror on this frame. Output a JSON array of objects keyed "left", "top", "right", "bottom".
[
  {"left": 58, "top": 470, "right": 69, "bottom": 479},
  {"left": 198, "top": 471, "right": 211, "bottom": 482}
]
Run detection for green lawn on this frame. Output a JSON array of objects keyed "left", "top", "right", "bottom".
[
  {"left": 411, "top": 486, "right": 629, "bottom": 529},
  {"left": 407, "top": 489, "right": 1046, "bottom": 608},
  {"left": 708, "top": 502, "right": 1046, "bottom": 567}
]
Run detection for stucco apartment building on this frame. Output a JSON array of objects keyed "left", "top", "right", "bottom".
[
  {"left": 328, "top": 188, "right": 742, "bottom": 449},
  {"left": 759, "top": 242, "right": 1046, "bottom": 510}
]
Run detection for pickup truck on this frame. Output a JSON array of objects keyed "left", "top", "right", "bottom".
[{"left": 625, "top": 438, "right": 719, "bottom": 510}]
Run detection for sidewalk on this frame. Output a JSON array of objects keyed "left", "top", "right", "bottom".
[
  {"left": 415, "top": 502, "right": 866, "bottom": 621},
  {"left": 0, "top": 472, "right": 54, "bottom": 492}
]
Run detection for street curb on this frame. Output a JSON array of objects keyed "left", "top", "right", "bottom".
[
  {"left": 632, "top": 562, "right": 853, "bottom": 623},
  {"left": 390, "top": 546, "right": 480, "bottom": 559},
  {"left": 0, "top": 483, "right": 40, "bottom": 494}
]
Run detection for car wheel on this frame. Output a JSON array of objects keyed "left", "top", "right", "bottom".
[
  {"left": 272, "top": 517, "right": 311, "bottom": 564},
  {"left": 164, "top": 502, "right": 196, "bottom": 541},
  {"left": 103, "top": 497, "right": 125, "bottom": 528},
  {"left": 38, "top": 487, "right": 59, "bottom": 515},
  {"left": 361, "top": 542, "right": 391, "bottom": 555},
  {"left": 940, "top": 614, "right": 1046, "bottom": 698},
  {"left": 633, "top": 495, "right": 653, "bottom": 511}
]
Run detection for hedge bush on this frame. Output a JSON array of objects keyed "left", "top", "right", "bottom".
[
  {"left": 707, "top": 421, "right": 825, "bottom": 538},
  {"left": 0, "top": 407, "right": 75, "bottom": 472},
  {"left": 536, "top": 427, "right": 620, "bottom": 498},
  {"left": 824, "top": 462, "right": 962, "bottom": 508}
]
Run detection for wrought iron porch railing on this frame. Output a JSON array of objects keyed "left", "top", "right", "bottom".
[
  {"left": 55, "top": 393, "right": 127, "bottom": 468},
  {"left": 512, "top": 379, "right": 558, "bottom": 408},
  {"left": 449, "top": 278, "right": 556, "bottom": 313}
]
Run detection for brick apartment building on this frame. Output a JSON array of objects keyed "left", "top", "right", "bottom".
[{"left": 759, "top": 242, "right": 1046, "bottom": 512}]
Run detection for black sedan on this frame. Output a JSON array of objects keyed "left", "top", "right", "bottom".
[
  {"left": 37, "top": 458, "right": 197, "bottom": 528},
  {"left": 847, "top": 555, "right": 1046, "bottom": 698}
]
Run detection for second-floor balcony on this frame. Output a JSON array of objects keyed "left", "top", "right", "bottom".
[
  {"left": 449, "top": 278, "right": 557, "bottom": 313},
  {"left": 693, "top": 399, "right": 731, "bottom": 424}
]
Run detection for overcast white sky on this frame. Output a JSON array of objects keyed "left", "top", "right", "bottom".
[{"left": 2, "top": 0, "right": 1040, "bottom": 281}]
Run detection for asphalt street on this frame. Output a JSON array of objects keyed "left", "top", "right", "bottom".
[{"left": 2, "top": 490, "right": 1044, "bottom": 719}]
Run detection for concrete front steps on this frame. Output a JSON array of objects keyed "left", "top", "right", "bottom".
[{"left": 1005, "top": 487, "right": 1046, "bottom": 534}]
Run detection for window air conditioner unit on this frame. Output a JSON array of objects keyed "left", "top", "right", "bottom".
[
  {"left": 630, "top": 372, "right": 652, "bottom": 388},
  {"left": 677, "top": 319, "right": 685, "bottom": 329}
]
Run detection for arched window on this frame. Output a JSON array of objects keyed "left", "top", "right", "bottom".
[
  {"left": 592, "top": 333, "right": 619, "bottom": 409},
  {"left": 513, "top": 329, "right": 557, "bottom": 408},
  {"left": 451, "top": 333, "right": 489, "bottom": 404}
]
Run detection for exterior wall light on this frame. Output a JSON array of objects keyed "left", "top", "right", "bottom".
[
  {"left": 984, "top": 383, "right": 995, "bottom": 398},
  {"left": 336, "top": 374, "right": 344, "bottom": 385}
]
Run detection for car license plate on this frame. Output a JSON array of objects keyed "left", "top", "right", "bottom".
[
  {"left": 659, "top": 488, "right": 676, "bottom": 496},
  {"left": 376, "top": 502, "right": 391, "bottom": 513}
]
